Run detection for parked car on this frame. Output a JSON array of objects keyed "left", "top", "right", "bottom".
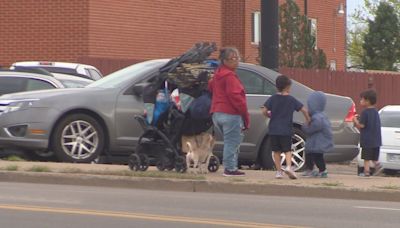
[
  {"left": 11, "top": 61, "right": 103, "bottom": 81},
  {"left": 357, "top": 105, "right": 400, "bottom": 175},
  {"left": 0, "top": 68, "right": 94, "bottom": 96},
  {"left": 0, "top": 60, "right": 359, "bottom": 169}
]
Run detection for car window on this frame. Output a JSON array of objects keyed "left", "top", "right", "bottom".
[
  {"left": 0, "top": 77, "right": 27, "bottom": 95},
  {"left": 87, "top": 69, "right": 102, "bottom": 80},
  {"left": 380, "top": 111, "right": 400, "bottom": 128},
  {"left": 26, "top": 79, "right": 56, "bottom": 91},
  {"left": 87, "top": 60, "right": 163, "bottom": 89},
  {"left": 236, "top": 69, "right": 276, "bottom": 95},
  {"left": 59, "top": 79, "right": 91, "bottom": 88}
]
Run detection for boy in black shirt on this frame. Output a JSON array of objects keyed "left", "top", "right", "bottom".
[
  {"left": 353, "top": 89, "right": 383, "bottom": 177},
  {"left": 262, "top": 75, "right": 310, "bottom": 179}
]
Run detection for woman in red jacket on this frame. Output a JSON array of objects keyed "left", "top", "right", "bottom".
[{"left": 208, "top": 47, "right": 250, "bottom": 177}]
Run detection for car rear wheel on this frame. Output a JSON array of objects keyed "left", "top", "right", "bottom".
[{"left": 52, "top": 114, "right": 104, "bottom": 163}]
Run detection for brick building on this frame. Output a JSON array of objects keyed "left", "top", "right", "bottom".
[{"left": 0, "top": 0, "right": 346, "bottom": 74}]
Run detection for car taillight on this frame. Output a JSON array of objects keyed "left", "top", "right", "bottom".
[
  {"left": 345, "top": 102, "right": 357, "bottom": 122},
  {"left": 39, "top": 61, "right": 53, "bottom": 66}
]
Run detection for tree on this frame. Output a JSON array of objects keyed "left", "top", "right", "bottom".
[
  {"left": 279, "top": 0, "right": 327, "bottom": 69},
  {"left": 348, "top": 0, "right": 400, "bottom": 70},
  {"left": 362, "top": 2, "right": 400, "bottom": 71},
  {"left": 279, "top": 0, "right": 302, "bottom": 68}
]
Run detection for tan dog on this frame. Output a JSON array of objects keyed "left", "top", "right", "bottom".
[{"left": 182, "top": 132, "right": 215, "bottom": 174}]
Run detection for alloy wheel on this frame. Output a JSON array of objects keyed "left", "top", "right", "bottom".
[{"left": 61, "top": 120, "right": 99, "bottom": 160}]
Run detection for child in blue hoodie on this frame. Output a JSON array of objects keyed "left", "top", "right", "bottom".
[{"left": 302, "top": 91, "right": 334, "bottom": 178}]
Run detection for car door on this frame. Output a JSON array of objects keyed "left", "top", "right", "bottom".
[
  {"left": 213, "top": 68, "right": 277, "bottom": 159},
  {"left": 113, "top": 73, "right": 158, "bottom": 153}
]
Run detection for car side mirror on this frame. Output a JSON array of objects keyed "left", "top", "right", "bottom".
[{"left": 132, "top": 82, "right": 151, "bottom": 97}]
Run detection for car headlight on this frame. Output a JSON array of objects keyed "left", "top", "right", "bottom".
[{"left": 0, "top": 99, "right": 40, "bottom": 114}]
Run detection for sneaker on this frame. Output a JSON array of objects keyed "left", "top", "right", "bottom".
[
  {"left": 283, "top": 167, "right": 298, "bottom": 180},
  {"left": 302, "top": 170, "right": 314, "bottom": 177},
  {"left": 373, "top": 163, "right": 384, "bottom": 176},
  {"left": 319, "top": 170, "right": 328, "bottom": 178},
  {"left": 223, "top": 169, "right": 245, "bottom": 177},
  {"left": 359, "top": 172, "right": 370, "bottom": 177},
  {"left": 275, "top": 171, "right": 284, "bottom": 179}
]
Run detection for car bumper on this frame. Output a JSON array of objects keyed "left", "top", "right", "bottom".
[
  {"left": 0, "top": 108, "right": 57, "bottom": 151},
  {"left": 357, "top": 147, "right": 400, "bottom": 170},
  {"left": 326, "top": 126, "right": 360, "bottom": 162}
]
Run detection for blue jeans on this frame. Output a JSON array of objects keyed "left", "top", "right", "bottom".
[{"left": 212, "top": 112, "right": 244, "bottom": 171}]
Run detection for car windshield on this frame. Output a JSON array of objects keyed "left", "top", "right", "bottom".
[
  {"left": 59, "top": 79, "right": 92, "bottom": 88},
  {"left": 87, "top": 60, "right": 165, "bottom": 89},
  {"left": 380, "top": 111, "right": 400, "bottom": 128}
]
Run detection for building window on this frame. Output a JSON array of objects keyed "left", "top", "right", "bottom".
[
  {"left": 251, "top": 11, "right": 261, "bottom": 44},
  {"left": 308, "top": 18, "right": 317, "bottom": 50},
  {"left": 329, "top": 60, "right": 337, "bottom": 71}
]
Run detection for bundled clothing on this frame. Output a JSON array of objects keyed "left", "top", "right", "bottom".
[{"left": 302, "top": 91, "right": 334, "bottom": 173}]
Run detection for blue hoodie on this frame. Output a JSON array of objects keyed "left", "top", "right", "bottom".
[{"left": 302, "top": 91, "right": 334, "bottom": 154}]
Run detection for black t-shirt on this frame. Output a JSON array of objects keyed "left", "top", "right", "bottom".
[
  {"left": 264, "top": 94, "right": 303, "bottom": 136},
  {"left": 360, "top": 108, "right": 382, "bottom": 148}
]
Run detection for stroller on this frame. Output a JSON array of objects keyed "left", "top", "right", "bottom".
[{"left": 128, "top": 42, "right": 220, "bottom": 173}]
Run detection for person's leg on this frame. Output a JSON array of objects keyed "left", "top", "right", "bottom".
[
  {"left": 372, "top": 148, "right": 383, "bottom": 176},
  {"left": 273, "top": 152, "right": 282, "bottom": 171},
  {"left": 305, "top": 153, "right": 314, "bottom": 171},
  {"left": 360, "top": 148, "right": 371, "bottom": 176},
  {"left": 213, "top": 113, "right": 242, "bottom": 172},
  {"left": 314, "top": 154, "right": 326, "bottom": 172}
]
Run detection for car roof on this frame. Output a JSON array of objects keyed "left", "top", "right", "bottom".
[
  {"left": 12, "top": 61, "right": 98, "bottom": 70},
  {"left": 52, "top": 73, "right": 94, "bottom": 83},
  {"left": 381, "top": 105, "right": 400, "bottom": 112}
]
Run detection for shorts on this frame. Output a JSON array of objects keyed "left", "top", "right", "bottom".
[
  {"left": 270, "top": 135, "right": 292, "bottom": 152},
  {"left": 361, "top": 147, "right": 380, "bottom": 161}
]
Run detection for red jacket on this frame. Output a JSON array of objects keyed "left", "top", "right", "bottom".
[{"left": 208, "top": 65, "right": 250, "bottom": 129}]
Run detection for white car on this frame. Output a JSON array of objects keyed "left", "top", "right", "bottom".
[
  {"left": 357, "top": 105, "right": 400, "bottom": 175},
  {"left": 11, "top": 61, "right": 103, "bottom": 81}
]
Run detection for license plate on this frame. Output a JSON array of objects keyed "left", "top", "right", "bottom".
[{"left": 387, "top": 154, "right": 400, "bottom": 162}]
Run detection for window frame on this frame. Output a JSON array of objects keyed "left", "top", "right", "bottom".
[
  {"left": 236, "top": 68, "right": 276, "bottom": 95},
  {"left": 251, "top": 11, "right": 261, "bottom": 45}
]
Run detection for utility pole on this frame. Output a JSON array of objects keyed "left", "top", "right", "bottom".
[{"left": 261, "top": 0, "right": 279, "bottom": 70}]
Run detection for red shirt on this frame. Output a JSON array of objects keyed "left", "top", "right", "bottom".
[{"left": 208, "top": 65, "right": 250, "bottom": 129}]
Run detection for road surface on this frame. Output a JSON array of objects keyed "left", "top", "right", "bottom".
[{"left": 0, "top": 182, "right": 399, "bottom": 228}]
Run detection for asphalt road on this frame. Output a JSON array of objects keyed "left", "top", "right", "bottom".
[{"left": 0, "top": 182, "right": 399, "bottom": 228}]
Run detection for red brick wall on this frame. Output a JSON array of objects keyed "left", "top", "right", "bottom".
[
  {"left": 243, "top": 0, "right": 261, "bottom": 64},
  {"left": 0, "top": 0, "right": 89, "bottom": 66},
  {"left": 305, "top": 0, "right": 346, "bottom": 71},
  {"left": 234, "top": 0, "right": 347, "bottom": 70},
  {"left": 87, "top": 0, "right": 222, "bottom": 60},
  {"left": 222, "top": 0, "right": 246, "bottom": 55}
]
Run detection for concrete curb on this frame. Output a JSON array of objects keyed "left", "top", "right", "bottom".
[{"left": 1, "top": 171, "right": 400, "bottom": 202}]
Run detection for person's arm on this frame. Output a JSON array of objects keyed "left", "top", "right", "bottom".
[
  {"left": 302, "top": 115, "right": 323, "bottom": 134},
  {"left": 300, "top": 107, "right": 311, "bottom": 125},
  {"left": 353, "top": 114, "right": 365, "bottom": 129}
]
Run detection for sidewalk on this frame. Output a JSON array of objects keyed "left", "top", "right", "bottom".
[{"left": 0, "top": 160, "right": 399, "bottom": 201}]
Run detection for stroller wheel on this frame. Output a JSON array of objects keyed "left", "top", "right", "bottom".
[
  {"left": 128, "top": 153, "right": 141, "bottom": 171},
  {"left": 139, "top": 154, "right": 149, "bottom": 171},
  {"left": 175, "top": 156, "right": 187, "bottom": 173},
  {"left": 208, "top": 155, "right": 220, "bottom": 173}
]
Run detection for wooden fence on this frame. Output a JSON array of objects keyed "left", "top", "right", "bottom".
[
  {"left": 77, "top": 56, "right": 400, "bottom": 112},
  {"left": 280, "top": 68, "right": 400, "bottom": 111}
]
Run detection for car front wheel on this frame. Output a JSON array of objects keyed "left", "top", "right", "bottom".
[{"left": 52, "top": 114, "right": 105, "bottom": 163}]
